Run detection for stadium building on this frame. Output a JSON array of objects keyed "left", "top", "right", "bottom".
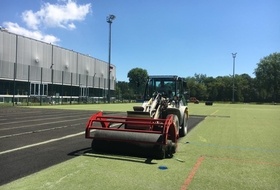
[{"left": 0, "top": 29, "right": 116, "bottom": 104}]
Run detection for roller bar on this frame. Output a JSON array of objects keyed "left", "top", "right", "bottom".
[{"left": 85, "top": 111, "right": 178, "bottom": 146}]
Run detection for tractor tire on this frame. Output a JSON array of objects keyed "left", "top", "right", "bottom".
[
  {"left": 179, "top": 113, "right": 188, "bottom": 137},
  {"left": 167, "top": 114, "right": 179, "bottom": 135},
  {"left": 165, "top": 140, "right": 176, "bottom": 158}
]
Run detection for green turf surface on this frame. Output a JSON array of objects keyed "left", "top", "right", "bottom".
[
  {"left": 1, "top": 103, "right": 280, "bottom": 190},
  {"left": 185, "top": 103, "right": 280, "bottom": 189}
]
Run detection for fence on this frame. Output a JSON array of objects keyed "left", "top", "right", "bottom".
[{"left": 0, "top": 61, "right": 115, "bottom": 105}]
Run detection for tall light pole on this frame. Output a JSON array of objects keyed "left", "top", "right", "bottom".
[
  {"left": 232, "top": 53, "right": 237, "bottom": 103},
  {"left": 107, "top": 14, "right": 116, "bottom": 103},
  {"left": 92, "top": 72, "right": 96, "bottom": 103},
  {"left": 50, "top": 63, "right": 54, "bottom": 104}
]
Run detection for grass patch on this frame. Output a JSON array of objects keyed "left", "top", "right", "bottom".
[
  {"left": 184, "top": 103, "right": 280, "bottom": 189},
  {"left": 189, "top": 157, "right": 279, "bottom": 189},
  {"left": 1, "top": 103, "right": 280, "bottom": 190}
]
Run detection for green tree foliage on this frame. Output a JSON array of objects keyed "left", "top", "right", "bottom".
[
  {"left": 254, "top": 52, "right": 280, "bottom": 102},
  {"left": 204, "top": 76, "right": 218, "bottom": 101},
  {"left": 127, "top": 68, "right": 148, "bottom": 97},
  {"left": 114, "top": 82, "right": 122, "bottom": 100},
  {"left": 185, "top": 77, "right": 197, "bottom": 97},
  {"left": 114, "top": 52, "right": 279, "bottom": 103},
  {"left": 215, "top": 76, "right": 232, "bottom": 101},
  {"left": 185, "top": 74, "right": 255, "bottom": 102},
  {"left": 234, "top": 74, "right": 257, "bottom": 102},
  {"left": 116, "top": 81, "right": 134, "bottom": 100}
]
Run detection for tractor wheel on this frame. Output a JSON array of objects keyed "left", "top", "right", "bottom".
[
  {"left": 164, "top": 140, "right": 176, "bottom": 158},
  {"left": 179, "top": 114, "right": 188, "bottom": 137},
  {"left": 167, "top": 114, "right": 179, "bottom": 135}
]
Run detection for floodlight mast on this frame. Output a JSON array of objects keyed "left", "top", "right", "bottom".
[
  {"left": 107, "top": 14, "right": 116, "bottom": 103},
  {"left": 232, "top": 53, "right": 237, "bottom": 103}
]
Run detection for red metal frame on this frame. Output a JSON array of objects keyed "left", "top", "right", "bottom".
[{"left": 85, "top": 111, "right": 178, "bottom": 146}]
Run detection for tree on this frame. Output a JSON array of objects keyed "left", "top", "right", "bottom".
[
  {"left": 233, "top": 74, "right": 256, "bottom": 102},
  {"left": 123, "top": 54, "right": 280, "bottom": 103},
  {"left": 194, "top": 73, "right": 207, "bottom": 84},
  {"left": 185, "top": 75, "right": 208, "bottom": 100},
  {"left": 185, "top": 77, "right": 197, "bottom": 97},
  {"left": 115, "top": 82, "right": 122, "bottom": 100},
  {"left": 204, "top": 77, "right": 218, "bottom": 101},
  {"left": 214, "top": 76, "right": 232, "bottom": 101},
  {"left": 127, "top": 68, "right": 148, "bottom": 97},
  {"left": 254, "top": 52, "right": 280, "bottom": 102},
  {"left": 116, "top": 81, "right": 129, "bottom": 99}
]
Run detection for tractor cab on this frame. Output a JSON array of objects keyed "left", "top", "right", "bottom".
[{"left": 143, "top": 75, "right": 189, "bottom": 106}]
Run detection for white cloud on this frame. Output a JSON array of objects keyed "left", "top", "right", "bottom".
[
  {"left": 22, "top": 0, "right": 91, "bottom": 30},
  {"left": 68, "top": 22, "right": 76, "bottom": 30},
  {"left": 3, "top": 22, "right": 60, "bottom": 44},
  {"left": 42, "top": 34, "right": 60, "bottom": 43},
  {"left": 22, "top": 10, "right": 40, "bottom": 30},
  {"left": 2, "top": 0, "right": 91, "bottom": 45}
]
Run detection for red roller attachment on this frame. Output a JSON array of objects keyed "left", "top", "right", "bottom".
[{"left": 85, "top": 111, "right": 179, "bottom": 159}]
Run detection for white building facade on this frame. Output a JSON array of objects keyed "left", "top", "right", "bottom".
[{"left": 0, "top": 30, "right": 116, "bottom": 104}]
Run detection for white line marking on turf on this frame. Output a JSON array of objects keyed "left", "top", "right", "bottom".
[
  {"left": 0, "top": 123, "right": 83, "bottom": 139},
  {"left": 0, "top": 117, "right": 88, "bottom": 131},
  {"left": 0, "top": 114, "right": 90, "bottom": 126},
  {"left": 0, "top": 131, "right": 85, "bottom": 156}
]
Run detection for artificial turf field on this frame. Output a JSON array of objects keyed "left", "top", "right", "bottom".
[{"left": 1, "top": 103, "right": 280, "bottom": 190}]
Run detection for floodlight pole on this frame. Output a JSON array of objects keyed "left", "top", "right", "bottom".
[
  {"left": 107, "top": 14, "right": 116, "bottom": 103},
  {"left": 232, "top": 53, "right": 237, "bottom": 103},
  {"left": 50, "top": 63, "right": 54, "bottom": 104}
]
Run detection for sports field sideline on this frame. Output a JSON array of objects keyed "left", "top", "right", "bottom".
[{"left": 1, "top": 103, "right": 279, "bottom": 190}]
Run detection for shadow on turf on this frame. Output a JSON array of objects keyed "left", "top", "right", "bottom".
[
  {"left": 68, "top": 147, "right": 92, "bottom": 156},
  {"left": 68, "top": 147, "right": 159, "bottom": 164},
  {"left": 84, "top": 151, "right": 158, "bottom": 165}
]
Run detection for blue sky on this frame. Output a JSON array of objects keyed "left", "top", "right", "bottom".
[{"left": 1, "top": 0, "right": 279, "bottom": 82}]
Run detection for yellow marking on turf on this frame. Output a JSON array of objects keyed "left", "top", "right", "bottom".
[
  {"left": 199, "top": 136, "right": 207, "bottom": 142},
  {"left": 210, "top": 110, "right": 219, "bottom": 115},
  {"left": 0, "top": 131, "right": 85, "bottom": 155}
]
